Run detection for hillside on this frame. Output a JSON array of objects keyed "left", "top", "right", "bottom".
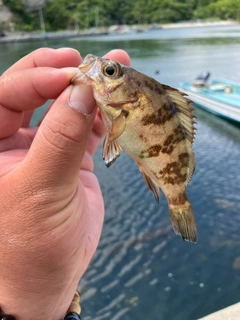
[{"left": 2, "top": 0, "right": 240, "bottom": 32}]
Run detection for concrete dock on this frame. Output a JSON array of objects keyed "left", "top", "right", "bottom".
[{"left": 199, "top": 302, "right": 240, "bottom": 320}]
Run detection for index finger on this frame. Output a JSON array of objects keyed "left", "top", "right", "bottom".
[
  {"left": 0, "top": 67, "right": 78, "bottom": 140},
  {"left": 3, "top": 47, "right": 81, "bottom": 75}
]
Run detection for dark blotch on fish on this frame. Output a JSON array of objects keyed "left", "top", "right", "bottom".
[
  {"left": 141, "top": 103, "right": 176, "bottom": 126},
  {"left": 139, "top": 144, "right": 162, "bottom": 158},
  {"left": 159, "top": 157, "right": 189, "bottom": 185},
  {"left": 162, "top": 127, "right": 185, "bottom": 154},
  {"left": 122, "top": 109, "right": 129, "bottom": 118}
]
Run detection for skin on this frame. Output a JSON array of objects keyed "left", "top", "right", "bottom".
[{"left": 0, "top": 47, "right": 130, "bottom": 320}]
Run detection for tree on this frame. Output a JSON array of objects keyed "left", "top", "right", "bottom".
[
  {"left": 208, "top": 0, "right": 240, "bottom": 20},
  {"left": 3, "top": 0, "right": 238, "bottom": 32},
  {"left": 3, "top": 0, "right": 39, "bottom": 30}
]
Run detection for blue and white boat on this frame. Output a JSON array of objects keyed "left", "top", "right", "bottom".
[{"left": 179, "top": 72, "right": 240, "bottom": 123}]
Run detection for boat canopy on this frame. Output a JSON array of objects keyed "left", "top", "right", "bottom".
[{"left": 192, "top": 71, "right": 211, "bottom": 89}]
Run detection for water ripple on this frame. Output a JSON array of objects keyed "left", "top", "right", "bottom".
[
  {"left": 112, "top": 308, "right": 130, "bottom": 320},
  {"left": 97, "top": 294, "right": 126, "bottom": 314},
  {"left": 101, "top": 279, "right": 120, "bottom": 293},
  {"left": 118, "top": 254, "right": 143, "bottom": 277}
]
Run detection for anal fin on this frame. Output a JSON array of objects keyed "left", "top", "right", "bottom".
[{"left": 138, "top": 166, "right": 160, "bottom": 203}]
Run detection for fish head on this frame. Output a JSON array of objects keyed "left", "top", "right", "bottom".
[{"left": 72, "top": 54, "right": 138, "bottom": 106}]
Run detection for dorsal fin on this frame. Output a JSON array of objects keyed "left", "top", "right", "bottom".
[{"left": 162, "top": 85, "right": 196, "bottom": 145}]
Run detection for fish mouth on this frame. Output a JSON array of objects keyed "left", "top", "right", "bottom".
[
  {"left": 79, "top": 54, "right": 99, "bottom": 74},
  {"left": 72, "top": 54, "right": 99, "bottom": 85}
]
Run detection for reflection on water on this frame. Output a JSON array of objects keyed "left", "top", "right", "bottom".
[{"left": 1, "top": 25, "right": 240, "bottom": 320}]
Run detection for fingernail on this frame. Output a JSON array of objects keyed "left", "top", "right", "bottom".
[
  {"left": 69, "top": 84, "right": 95, "bottom": 115},
  {"left": 60, "top": 67, "right": 80, "bottom": 80}
]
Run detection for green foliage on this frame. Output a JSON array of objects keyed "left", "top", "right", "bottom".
[
  {"left": 3, "top": 0, "right": 24, "bottom": 14},
  {"left": 3, "top": 0, "right": 39, "bottom": 30},
  {"left": 208, "top": 0, "right": 240, "bottom": 20},
  {"left": 43, "top": 0, "right": 73, "bottom": 30},
  {"left": 2, "top": 0, "right": 239, "bottom": 32}
]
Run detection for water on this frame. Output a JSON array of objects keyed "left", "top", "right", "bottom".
[{"left": 1, "top": 25, "right": 240, "bottom": 319}]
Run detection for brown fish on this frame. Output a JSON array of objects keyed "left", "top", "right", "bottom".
[{"left": 72, "top": 54, "right": 197, "bottom": 243}]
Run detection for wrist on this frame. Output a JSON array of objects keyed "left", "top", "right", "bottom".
[{"left": 0, "top": 291, "right": 81, "bottom": 320}]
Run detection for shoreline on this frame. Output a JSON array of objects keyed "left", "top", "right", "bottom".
[
  {"left": 0, "top": 20, "right": 239, "bottom": 44},
  {"left": 0, "top": 30, "right": 109, "bottom": 44},
  {"left": 161, "top": 19, "right": 239, "bottom": 29}
]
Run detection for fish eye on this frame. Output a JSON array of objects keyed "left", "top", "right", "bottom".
[{"left": 103, "top": 62, "right": 122, "bottom": 77}]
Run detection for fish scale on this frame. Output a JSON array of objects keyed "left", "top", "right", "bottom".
[{"left": 72, "top": 54, "right": 197, "bottom": 243}]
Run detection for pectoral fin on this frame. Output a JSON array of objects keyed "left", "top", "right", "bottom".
[
  {"left": 102, "top": 111, "right": 126, "bottom": 167},
  {"left": 102, "top": 136, "right": 122, "bottom": 167},
  {"left": 108, "top": 111, "right": 126, "bottom": 142},
  {"left": 138, "top": 166, "right": 160, "bottom": 203}
]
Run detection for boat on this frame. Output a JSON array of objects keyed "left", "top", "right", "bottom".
[{"left": 179, "top": 71, "right": 240, "bottom": 122}]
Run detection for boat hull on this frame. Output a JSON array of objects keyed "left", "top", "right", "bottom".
[{"left": 179, "top": 82, "right": 240, "bottom": 123}]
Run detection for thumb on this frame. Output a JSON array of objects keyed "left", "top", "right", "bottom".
[{"left": 23, "top": 83, "right": 97, "bottom": 193}]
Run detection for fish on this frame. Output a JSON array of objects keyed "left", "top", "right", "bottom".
[{"left": 72, "top": 54, "right": 197, "bottom": 243}]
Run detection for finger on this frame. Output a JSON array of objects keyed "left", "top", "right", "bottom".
[
  {"left": 0, "top": 67, "right": 78, "bottom": 112},
  {"left": 3, "top": 48, "right": 81, "bottom": 75},
  {"left": 0, "top": 127, "right": 37, "bottom": 153},
  {"left": 2, "top": 48, "right": 81, "bottom": 130},
  {"left": 103, "top": 49, "right": 130, "bottom": 66},
  {"left": 22, "top": 99, "right": 54, "bottom": 128},
  {"left": 0, "top": 67, "right": 78, "bottom": 139},
  {"left": 87, "top": 111, "right": 107, "bottom": 156},
  {"left": 36, "top": 100, "right": 55, "bottom": 126},
  {"left": 17, "top": 83, "right": 97, "bottom": 196},
  {"left": 22, "top": 110, "right": 35, "bottom": 127}
]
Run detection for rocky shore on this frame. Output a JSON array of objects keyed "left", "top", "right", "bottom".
[{"left": 0, "top": 29, "right": 108, "bottom": 44}]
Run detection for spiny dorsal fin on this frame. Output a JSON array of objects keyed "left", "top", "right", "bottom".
[{"left": 162, "top": 85, "right": 196, "bottom": 145}]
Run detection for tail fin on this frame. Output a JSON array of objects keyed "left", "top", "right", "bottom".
[{"left": 168, "top": 202, "right": 197, "bottom": 243}]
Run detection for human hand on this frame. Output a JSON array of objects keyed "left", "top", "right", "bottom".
[{"left": 0, "top": 47, "right": 130, "bottom": 320}]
